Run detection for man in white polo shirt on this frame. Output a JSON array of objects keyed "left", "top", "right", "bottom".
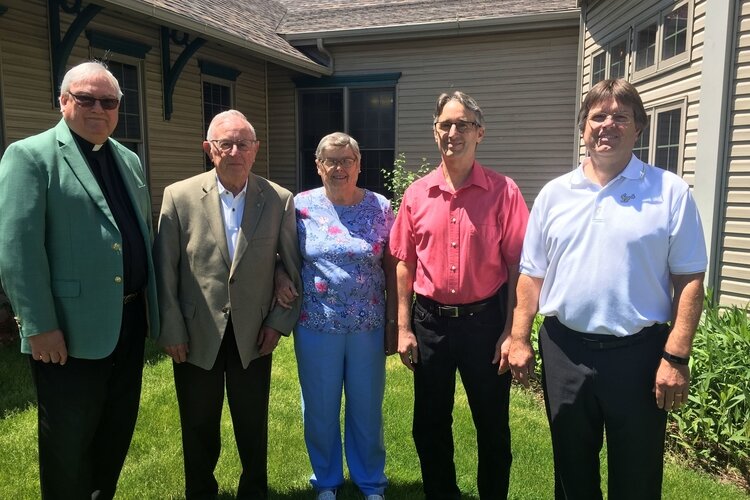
[{"left": 508, "top": 78, "right": 706, "bottom": 499}]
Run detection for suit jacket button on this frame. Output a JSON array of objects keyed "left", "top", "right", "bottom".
[
  {"left": 112, "top": 242, "right": 121, "bottom": 251},
  {"left": 114, "top": 276, "right": 123, "bottom": 284}
]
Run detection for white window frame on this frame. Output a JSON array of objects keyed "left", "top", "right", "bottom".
[
  {"left": 633, "top": 0, "right": 692, "bottom": 82},
  {"left": 639, "top": 99, "right": 687, "bottom": 175},
  {"left": 589, "top": 32, "right": 630, "bottom": 85}
]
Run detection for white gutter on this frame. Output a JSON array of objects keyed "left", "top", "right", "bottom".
[
  {"left": 281, "top": 10, "right": 581, "bottom": 46},
  {"left": 99, "top": 0, "right": 331, "bottom": 76}
]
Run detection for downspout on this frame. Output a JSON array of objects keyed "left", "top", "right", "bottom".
[{"left": 317, "top": 38, "right": 334, "bottom": 72}]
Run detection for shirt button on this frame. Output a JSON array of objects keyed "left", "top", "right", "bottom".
[
  {"left": 114, "top": 276, "right": 123, "bottom": 284},
  {"left": 450, "top": 289, "right": 456, "bottom": 294},
  {"left": 112, "top": 243, "right": 121, "bottom": 251},
  {"left": 451, "top": 217, "right": 456, "bottom": 223},
  {"left": 451, "top": 242, "right": 457, "bottom": 248},
  {"left": 451, "top": 265, "right": 456, "bottom": 271}
]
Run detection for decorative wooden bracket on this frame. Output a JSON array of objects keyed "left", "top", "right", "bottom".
[
  {"left": 47, "top": 0, "right": 103, "bottom": 103},
  {"left": 161, "top": 26, "right": 206, "bottom": 120}
]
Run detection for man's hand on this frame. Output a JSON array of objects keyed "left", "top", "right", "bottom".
[
  {"left": 273, "top": 267, "right": 298, "bottom": 310},
  {"left": 257, "top": 326, "right": 282, "bottom": 356},
  {"left": 398, "top": 327, "right": 419, "bottom": 371},
  {"left": 508, "top": 337, "right": 536, "bottom": 388},
  {"left": 164, "top": 343, "right": 189, "bottom": 363},
  {"left": 654, "top": 358, "right": 690, "bottom": 411},
  {"left": 29, "top": 329, "right": 68, "bottom": 365},
  {"left": 492, "top": 329, "right": 512, "bottom": 374}
]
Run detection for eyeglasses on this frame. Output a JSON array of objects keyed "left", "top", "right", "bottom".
[
  {"left": 587, "top": 113, "right": 633, "bottom": 126},
  {"left": 434, "top": 120, "right": 480, "bottom": 133},
  {"left": 319, "top": 157, "right": 357, "bottom": 169},
  {"left": 209, "top": 139, "right": 258, "bottom": 153},
  {"left": 67, "top": 92, "right": 120, "bottom": 110}
]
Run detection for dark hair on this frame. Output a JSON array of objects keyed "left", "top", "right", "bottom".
[
  {"left": 578, "top": 79, "right": 648, "bottom": 133},
  {"left": 433, "top": 91, "right": 485, "bottom": 127}
]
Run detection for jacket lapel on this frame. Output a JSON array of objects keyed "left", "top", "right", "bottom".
[
  {"left": 55, "top": 120, "right": 117, "bottom": 228},
  {"left": 231, "top": 174, "right": 264, "bottom": 276},
  {"left": 110, "top": 142, "right": 150, "bottom": 240},
  {"left": 201, "top": 172, "right": 232, "bottom": 270}
]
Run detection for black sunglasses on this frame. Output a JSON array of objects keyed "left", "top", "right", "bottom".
[{"left": 67, "top": 92, "right": 120, "bottom": 110}]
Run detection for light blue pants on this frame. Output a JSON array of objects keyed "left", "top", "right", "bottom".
[{"left": 294, "top": 324, "right": 387, "bottom": 496}]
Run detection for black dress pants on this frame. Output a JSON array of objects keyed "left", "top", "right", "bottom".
[
  {"left": 539, "top": 316, "right": 669, "bottom": 500},
  {"left": 173, "top": 321, "right": 272, "bottom": 500},
  {"left": 30, "top": 296, "right": 147, "bottom": 500},
  {"left": 411, "top": 288, "right": 512, "bottom": 500}
]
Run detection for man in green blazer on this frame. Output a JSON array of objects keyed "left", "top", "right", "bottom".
[
  {"left": 154, "top": 109, "right": 301, "bottom": 499},
  {"left": 0, "top": 61, "right": 159, "bottom": 500}
]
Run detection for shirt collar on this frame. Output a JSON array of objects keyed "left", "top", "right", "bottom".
[
  {"left": 425, "top": 160, "right": 489, "bottom": 192},
  {"left": 216, "top": 175, "right": 248, "bottom": 198},
  {"left": 570, "top": 154, "right": 643, "bottom": 188}
]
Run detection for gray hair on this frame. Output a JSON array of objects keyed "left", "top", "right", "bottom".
[
  {"left": 60, "top": 61, "right": 123, "bottom": 99},
  {"left": 315, "top": 132, "right": 361, "bottom": 161},
  {"left": 206, "top": 110, "right": 256, "bottom": 140},
  {"left": 433, "top": 91, "right": 485, "bottom": 127}
]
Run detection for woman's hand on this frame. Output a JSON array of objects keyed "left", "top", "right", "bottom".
[{"left": 273, "top": 266, "right": 298, "bottom": 309}]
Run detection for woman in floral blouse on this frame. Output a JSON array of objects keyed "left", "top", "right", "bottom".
[{"left": 276, "top": 132, "right": 396, "bottom": 500}]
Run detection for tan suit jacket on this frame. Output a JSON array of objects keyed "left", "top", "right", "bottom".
[{"left": 154, "top": 169, "right": 301, "bottom": 369}]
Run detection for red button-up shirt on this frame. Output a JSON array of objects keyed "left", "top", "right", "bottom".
[{"left": 389, "top": 161, "right": 529, "bottom": 305}]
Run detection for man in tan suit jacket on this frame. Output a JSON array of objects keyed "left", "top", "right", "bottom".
[{"left": 154, "top": 110, "right": 301, "bottom": 499}]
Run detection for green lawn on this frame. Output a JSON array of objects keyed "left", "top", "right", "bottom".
[{"left": 0, "top": 338, "right": 746, "bottom": 499}]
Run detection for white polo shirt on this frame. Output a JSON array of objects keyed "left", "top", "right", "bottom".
[{"left": 520, "top": 155, "right": 707, "bottom": 336}]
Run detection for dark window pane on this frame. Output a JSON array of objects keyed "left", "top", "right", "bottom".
[
  {"left": 592, "top": 52, "right": 606, "bottom": 84},
  {"left": 348, "top": 88, "right": 396, "bottom": 194},
  {"left": 202, "top": 81, "right": 233, "bottom": 169},
  {"left": 655, "top": 109, "right": 681, "bottom": 173},
  {"left": 298, "top": 89, "right": 344, "bottom": 191},
  {"left": 108, "top": 61, "right": 141, "bottom": 142},
  {"left": 609, "top": 40, "right": 627, "bottom": 79},
  {"left": 635, "top": 23, "right": 657, "bottom": 71},
  {"left": 633, "top": 122, "right": 650, "bottom": 162},
  {"left": 663, "top": 4, "right": 688, "bottom": 60}
]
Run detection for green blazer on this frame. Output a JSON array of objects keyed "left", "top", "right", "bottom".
[
  {"left": 0, "top": 119, "right": 160, "bottom": 358},
  {"left": 154, "top": 170, "right": 301, "bottom": 370}
]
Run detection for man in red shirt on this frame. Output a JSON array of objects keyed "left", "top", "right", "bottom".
[{"left": 389, "top": 91, "right": 529, "bottom": 499}]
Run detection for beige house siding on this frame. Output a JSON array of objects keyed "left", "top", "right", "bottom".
[
  {"left": 720, "top": 0, "right": 750, "bottom": 306},
  {"left": 322, "top": 28, "right": 580, "bottom": 204},
  {"left": 0, "top": 1, "right": 60, "bottom": 142},
  {"left": 267, "top": 64, "right": 299, "bottom": 193}
]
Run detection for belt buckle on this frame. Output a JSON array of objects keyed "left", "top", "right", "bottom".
[{"left": 438, "top": 305, "right": 460, "bottom": 318}]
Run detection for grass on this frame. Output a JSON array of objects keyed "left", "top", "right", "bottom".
[{"left": 0, "top": 338, "right": 747, "bottom": 499}]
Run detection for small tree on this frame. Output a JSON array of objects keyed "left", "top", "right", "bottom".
[{"left": 382, "top": 153, "right": 432, "bottom": 213}]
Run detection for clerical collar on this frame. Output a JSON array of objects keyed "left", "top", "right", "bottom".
[{"left": 71, "top": 130, "right": 106, "bottom": 154}]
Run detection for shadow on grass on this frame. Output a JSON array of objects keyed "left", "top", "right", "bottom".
[
  {"left": 0, "top": 338, "right": 167, "bottom": 418},
  {"left": 0, "top": 340, "right": 35, "bottom": 416},
  {"left": 208, "top": 480, "right": 438, "bottom": 500}
]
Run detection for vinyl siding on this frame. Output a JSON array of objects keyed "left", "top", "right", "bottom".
[{"left": 720, "top": 0, "right": 750, "bottom": 306}]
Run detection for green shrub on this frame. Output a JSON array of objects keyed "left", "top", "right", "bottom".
[
  {"left": 667, "top": 294, "right": 750, "bottom": 482},
  {"left": 382, "top": 153, "right": 432, "bottom": 213}
]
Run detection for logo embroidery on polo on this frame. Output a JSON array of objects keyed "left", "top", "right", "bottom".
[{"left": 620, "top": 193, "right": 636, "bottom": 203}]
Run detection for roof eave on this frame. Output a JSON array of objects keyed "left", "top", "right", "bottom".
[
  {"left": 281, "top": 9, "right": 581, "bottom": 46},
  {"left": 99, "top": 0, "right": 331, "bottom": 76}
]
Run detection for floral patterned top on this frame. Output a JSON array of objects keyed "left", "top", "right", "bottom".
[{"left": 296, "top": 187, "right": 395, "bottom": 333}]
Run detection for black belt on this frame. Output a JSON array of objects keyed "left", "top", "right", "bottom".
[
  {"left": 548, "top": 317, "right": 668, "bottom": 350},
  {"left": 123, "top": 291, "right": 141, "bottom": 304},
  {"left": 416, "top": 294, "right": 494, "bottom": 318}
]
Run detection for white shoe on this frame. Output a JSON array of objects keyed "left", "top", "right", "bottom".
[
  {"left": 365, "top": 495, "right": 384, "bottom": 500},
  {"left": 317, "top": 491, "right": 336, "bottom": 500}
]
